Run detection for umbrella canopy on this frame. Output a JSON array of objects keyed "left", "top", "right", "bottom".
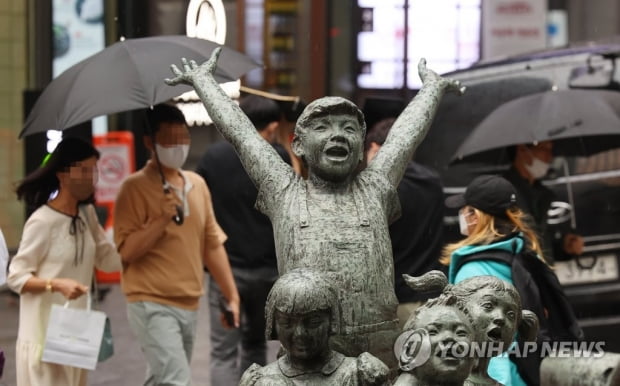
[
  {"left": 451, "top": 89, "right": 620, "bottom": 164},
  {"left": 20, "top": 35, "right": 261, "bottom": 137},
  {"left": 414, "top": 76, "right": 553, "bottom": 187}
]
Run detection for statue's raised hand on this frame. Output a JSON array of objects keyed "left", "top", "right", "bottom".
[
  {"left": 165, "top": 46, "right": 222, "bottom": 87},
  {"left": 417, "top": 58, "right": 466, "bottom": 95}
]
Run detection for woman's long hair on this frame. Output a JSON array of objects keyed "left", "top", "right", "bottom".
[
  {"left": 15, "top": 137, "right": 100, "bottom": 209},
  {"left": 440, "top": 207, "right": 544, "bottom": 265}
]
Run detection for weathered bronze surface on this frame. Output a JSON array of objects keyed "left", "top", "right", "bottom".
[
  {"left": 446, "top": 276, "right": 535, "bottom": 386},
  {"left": 166, "top": 48, "right": 463, "bottom": 365},
  {"left": 395, "top": 294, "right": 475, "bottom": 386},
  {"left": 540, "top": 353, "right": 620, "bottom": 386},
  {"left": 239, "top": 269, "right": 390, "bottom": 385},
  {"left": 400, "top": 273, "right": 539, "bottom": 385}
]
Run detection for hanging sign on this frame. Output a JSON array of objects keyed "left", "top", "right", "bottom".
[{"left": 482, "top": 0, "right": 547, "bottom": 60}]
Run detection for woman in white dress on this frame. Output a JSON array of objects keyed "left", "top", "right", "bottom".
[
  {"left": 7, "top": 137, "right": 121, "bottom": 386},
  {"left": 0, "top": 227, "right": 7, "bottom": 286}
]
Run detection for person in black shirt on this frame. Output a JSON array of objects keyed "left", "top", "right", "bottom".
[
  {"left": 503, "top": 141, "right": 583, "bottom": 262},
  {"left": 364, "top": 118, "right": 445, "bottom": 328},
  {"left": 196, "top": 94, "right": 290, "bottom": 386}
]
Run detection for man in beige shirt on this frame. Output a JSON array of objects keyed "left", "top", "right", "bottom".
[{"left": 114, "top": 103, "right": 239, "bottom": 385}]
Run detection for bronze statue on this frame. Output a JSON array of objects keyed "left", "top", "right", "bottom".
[
  {"left": 394, "top": 294, "right": 476, "bottom": 386},
  {"left": 447, "top": 276, "right": 538, "bottom": 385},
  {"left": 540, "top": 352, "right": 620, "bottom": 386},
  {"left": 239, "top": 269, "right": 389, "bottom": 386},
  {"left": 400, "top": 273, "right": 538, "bottom": 385},
  {"left": 166, "top": 48, "right": 464, "bottom": 365}
]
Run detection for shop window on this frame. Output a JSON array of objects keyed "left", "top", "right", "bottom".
[{"left": 356, "top": 0, "right": 481, "bottom": 89}]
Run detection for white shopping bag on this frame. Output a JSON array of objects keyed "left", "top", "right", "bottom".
[{"left": 41, "top": 293, "right": 106, "bottom": 370}]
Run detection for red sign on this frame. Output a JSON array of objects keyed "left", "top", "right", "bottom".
[
  {"left": 99, "top": 153, "right": 126, "bottom": 184},
  {"left": 93, "top": 132, "right": 135, "bottom": 284},
  {"left": 482, "top": 0, "right": 547, "bottom": 60},
  {"left": 94, "top": 132, "right": 135, "bottom": 203}
]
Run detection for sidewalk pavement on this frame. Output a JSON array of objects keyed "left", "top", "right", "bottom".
[{"left": 0, "top": 276, "right": 279, "bottom": 386}]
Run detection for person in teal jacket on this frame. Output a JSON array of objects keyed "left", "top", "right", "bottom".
[{"left": 441, "top": 175, "right": 546, "bottom": 386}]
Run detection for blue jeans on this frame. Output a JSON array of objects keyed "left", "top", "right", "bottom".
[{"left": 208, "top": 268, "right": 276, "bottom": 386}]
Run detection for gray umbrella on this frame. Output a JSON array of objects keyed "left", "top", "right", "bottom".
[
  {"left": 20, "top": 35, "right": 261, "bottom": 137},
  {"left": 451, "top": 89, "right": 620, "bottom": 164}
]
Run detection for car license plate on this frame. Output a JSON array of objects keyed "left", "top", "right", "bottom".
[{"left": 554, "top": 254, "right": 619, "bottom": 285}]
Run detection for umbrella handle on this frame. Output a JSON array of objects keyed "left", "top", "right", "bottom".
[
  {"left": 172, "top": 205, "right": 184, "bottom": 225},
  {"left": 163, "top": 186, "right": 184, "bottom": 226},
  {"left": 561, "top": 158, "right": 577, "bottom": 229}
]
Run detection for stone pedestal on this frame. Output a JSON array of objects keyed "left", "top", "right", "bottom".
[{"left": 540, "top": 352, "right": 620, "bottom": 386}]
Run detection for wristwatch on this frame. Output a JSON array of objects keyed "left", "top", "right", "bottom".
[{"left": 45, "top": 279, "right": 53, "bottom": 293}]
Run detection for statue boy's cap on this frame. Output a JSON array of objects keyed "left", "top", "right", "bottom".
[{"left": 445, "top": 175, "right": 517, "bottom": 216}]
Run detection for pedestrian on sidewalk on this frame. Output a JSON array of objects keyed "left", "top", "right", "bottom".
[
  {"left": 0, "top": 226, "right": 8, "bottom": 386},
  {"left": 442, "top": 175, "right": 578, "bottom": 385},
  {"left": 364, "top": 117, "right": 445, "bottom": 327},
  {"left": 504, "top": 141, "right": 583, "bottom": 262},
  {"left": 196, "top": 94, "right": 290, "bottom": 385},
  {"left": 114, "top": 103, "right": 240, "bottom": 386},
  {"left": 7, "top": 137, "right": 122, "bottom": 386},
  {"left": 0, "top": 228, "right": 7, "bottom": 287}
]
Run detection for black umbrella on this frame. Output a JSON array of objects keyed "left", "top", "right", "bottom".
[
  {"left": 413, "top": 77, "right": 554, "bottom": 188},
  {"left": 20, "top": 35, "right": 261, "bottom": 138},
  {"left": 450, "top": 89, "right": 620, "bottom": 164}
]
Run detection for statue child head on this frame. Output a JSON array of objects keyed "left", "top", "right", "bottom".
[
  {"left": 292, "top": 97, "right": 367, "bottom": 183},
  {"left": 399, "top": 294, "right": 476, "bottom": 385},
  {"left": 265, "top": 269, "right": 340, "bottom": 364},
  {"left": 447, "top": 276, "right": 527, "bottom": 351}
]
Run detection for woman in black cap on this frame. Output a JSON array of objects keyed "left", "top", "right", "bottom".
[
  {"left": 441, "top": 174, "right": 544, "bottom": 386},
  {"left": 7, "top": 137, "right": 121, "bottom": 386}
]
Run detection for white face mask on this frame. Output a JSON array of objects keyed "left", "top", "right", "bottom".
[
  {"left": 155, "top": 144, "right": 189, "bottom": 169},
  {"left": 524, "top": 156, "right": 550, "bottom": 180},
  {"left": 458, "top": 213, "right": 469, "bottom": 236},
  {"left": 458, "top": 211, "right": 476, "bottom": 236}
]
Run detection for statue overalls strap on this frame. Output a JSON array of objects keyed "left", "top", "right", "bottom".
[{"left": 278, "top": 180, "right": 399, "bottom": 362}]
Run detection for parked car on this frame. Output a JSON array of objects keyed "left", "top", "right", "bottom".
[{"left": 415, "top": 40, "right": 620, "bottom": 351}]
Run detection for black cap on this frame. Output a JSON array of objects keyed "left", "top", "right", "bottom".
[{"left": 445, "top": 175, "right": 517, "bottom": 216}]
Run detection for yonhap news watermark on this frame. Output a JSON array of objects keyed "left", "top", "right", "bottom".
[
  {"left": 434, "top": 340, "right": 606, "bottom": 359},
  {"left": 395, "top": 328, "right": 606, "bottom": 368}
]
